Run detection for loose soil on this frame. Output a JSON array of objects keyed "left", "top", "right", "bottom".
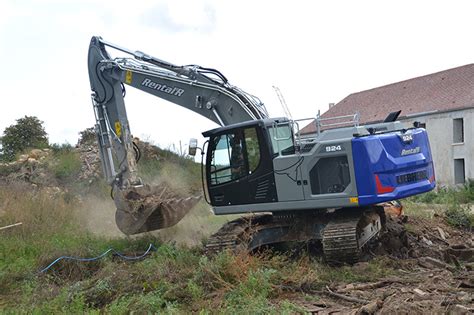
[{"left": 289, "top": 214, "right": 474, "bottom": 314}]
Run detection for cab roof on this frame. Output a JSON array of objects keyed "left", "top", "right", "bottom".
[{"left": 202, "top": 117, "right": 289, "bottom": 137}]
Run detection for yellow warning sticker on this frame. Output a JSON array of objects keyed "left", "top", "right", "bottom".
[
  {"left": 114, "top": 121, "right": 122, "bottom": 137},
  {"left": 349, "top": 197, "right": 359, "bottom": 204},
  {"left": 125, "top": 70, "right": 133, "bottom": 84}
]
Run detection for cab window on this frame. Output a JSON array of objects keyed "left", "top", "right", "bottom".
[
  {"left": 269, "top": 123, "right": 295, "bottom": 156},
  {"left": 244, "top": 128, "right": 260, "bottom": 173},
  {"left": 209, "top": 128, "right": 261, "bottom": 186}
]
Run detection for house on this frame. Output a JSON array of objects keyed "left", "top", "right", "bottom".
[{"left": 300, "top": 64, "right": 474, "bottom": 186}]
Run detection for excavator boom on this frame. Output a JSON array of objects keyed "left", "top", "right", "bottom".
[{"left": 88, "top": 36, "right": 267, "bottom": 234}]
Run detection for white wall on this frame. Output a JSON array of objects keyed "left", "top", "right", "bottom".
[{"left": 403, "top": 108, "right": 474, "bottom": 186}]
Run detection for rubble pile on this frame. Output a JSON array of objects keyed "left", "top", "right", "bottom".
[
  {"left": 0, "top": 133, "right": 168, "bottom": 192},
  {"left": 76, "top": 142, "right": 101, "bottom": 183},
  {"left": 0, "top": 148, "right": 52, "bottom": 184}
]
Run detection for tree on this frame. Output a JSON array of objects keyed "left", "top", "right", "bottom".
[
  {"left": 1, "top": 116, "right": 49, "bottom": 161},
  {"left": 78, "top": 127, "right": 96, "bottom": 146}
]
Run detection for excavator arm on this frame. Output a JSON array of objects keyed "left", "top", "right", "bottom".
[{"left": 87, "top": 36, "right": 268, "bottom": 234}]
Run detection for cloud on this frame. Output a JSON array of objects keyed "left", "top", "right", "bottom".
[
  {"left": 141, "top": 1, "right": 216, "bottom": 34},
  {"left": 2, "top": 0, "right": 474, "bottom": 148}
]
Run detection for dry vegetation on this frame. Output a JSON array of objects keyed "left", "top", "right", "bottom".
[{"left": 0, "top": 143, "right": 473, "bottom": 313}]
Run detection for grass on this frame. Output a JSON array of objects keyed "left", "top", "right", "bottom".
[
  {"left": 5, "top": 141, "right": 461, "bottom": 312},
  {"left": 0, "top": 181, "right": 399, "bottom": 312},
  {"left": 405, "top": 179, "right": 474, "bottom": 228},
  {"left": 445, "top": 203, "right": 474, "bottom": 228},
  {"left": 409, "top": 179, "right": 474, "bottom": 204},
  {"left": 49, "top": 145, "right": 82, "bottom": 180}
]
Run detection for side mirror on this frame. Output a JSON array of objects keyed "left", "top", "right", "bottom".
[{"left": 188, "top": 138, "right": 198, "bottom": 156}]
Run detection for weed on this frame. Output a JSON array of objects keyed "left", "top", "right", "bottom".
[
  {"left": 50, "top": 143, "right": 74, "bottom": 154},
  {"left": 49, "top": 149, "right": 81, "bottom": 180},
  {"left": 21, "top": 286, "right": 89, "bottom": 314},
  {"left": 224, "top": 269, "right": 277, "bottom": 313},
  {"left": 409, "top": 180, "right": 474, "bottom": 204},
  {"left": 402, "top": 201, "right": 437, "bottom": 219},
  {"left": 186, "top": 279, "right": 204, "bottom": 300},
  {"left": 279, "top": 300, "right": 308, "bottom": 314},
  {"left": 404, "top": 223, "right": 416, "bottom": 233},
  {"left": 310, "top": 256, "right": 395, "bottom": 290},
  {"left": 445, "top": 203, "right": 474, "bottom": 229}
]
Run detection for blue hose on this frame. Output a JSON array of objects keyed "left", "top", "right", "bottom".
[{"left": 40, "top": 243, "right": 158, "bottom": 273}]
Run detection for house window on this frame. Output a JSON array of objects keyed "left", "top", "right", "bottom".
[
  {"left": 453, "top": 118, "right": 464, "bottom": 143},
  {"left": 454, "top": 158, "right": 465, "bottom": 184}
]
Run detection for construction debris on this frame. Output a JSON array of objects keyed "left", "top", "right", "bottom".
[
  {"left": 356, "top": 299, "right": 383, "bottom": 315},
  {"left": 323, "top": 286, "right": 368, "bottom": 305},
  {"left": 418, "top": 256, "right": 456, "bottom": 272},
  {"left": 452, "top": 304, "right": 473, "bottom": 314},
  {"left": 290, "top": 212, "right": 474, "bottom": 313},
  {"left": 437, "top": 226, "right": 447, "bottom": 240},
  {"left": 446, "top": 244, "right": 474, "bottom": 262},
  {"left": 0, "top": 222, "right": 22, "bottom": 231},
  {"left": 413, "top": 288, "right": 428, "bottom": 299}
]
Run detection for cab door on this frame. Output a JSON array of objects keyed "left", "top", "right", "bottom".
[{"left": 205, "top": 123, "right": 277, "bottom": 206}]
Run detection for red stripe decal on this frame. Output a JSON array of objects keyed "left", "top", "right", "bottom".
[{"left": 375, "top": 174, "right": 394, "bottom": 194}]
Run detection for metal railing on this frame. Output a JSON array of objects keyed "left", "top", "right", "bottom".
[{"left": 315, "top": 111, "right": 360, "bottom": 135}]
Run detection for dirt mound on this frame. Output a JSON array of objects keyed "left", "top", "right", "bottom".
[
  {"left": 377, "top": 214, "right": 474, "bottom": 262},
  {"left": 292, "top": 213, "right": 474, "bottom": 314}
]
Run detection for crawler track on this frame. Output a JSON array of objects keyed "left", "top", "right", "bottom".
[
  {"left": 205, "top": 214, "right": 272, "bottom": 255},
  {"left": 322, "top": 216, "right": 360, "bottom": 263},
  {"left": 205, "top": 207, "right": 385, "bottom": 264}
]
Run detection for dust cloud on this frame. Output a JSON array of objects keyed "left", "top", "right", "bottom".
[{"left": 77, "top": 195, "right": 123, "bottom": 238}]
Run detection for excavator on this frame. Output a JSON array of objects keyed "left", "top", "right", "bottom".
[{"left": 88, "top": 36, "right": 436, "bottom": 263}]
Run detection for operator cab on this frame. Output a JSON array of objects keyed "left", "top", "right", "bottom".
[{"left": 202, "top": 118, "right": 294, "bottom": 207}]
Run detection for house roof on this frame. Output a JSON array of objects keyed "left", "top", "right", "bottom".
[{"left": 300, "top": 64, "right": 474, "bottom": 135}]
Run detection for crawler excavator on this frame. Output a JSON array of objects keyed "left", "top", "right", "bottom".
[{"left": 88, "top": 36, "right": 436, "bottom": 263}]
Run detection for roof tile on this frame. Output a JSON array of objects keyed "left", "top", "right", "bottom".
[{"left": 301, "top": 64, "right": 474, "bottom": 134}]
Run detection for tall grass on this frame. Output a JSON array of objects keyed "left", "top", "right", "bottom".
[
  {"left": 0, "top": 182, "right": 396, "bottom": 312},
  {"left": 406, "top": 179, "right": 474, "bottom": 228},
  {"left": 410, "top": 179, "right": 474, "bottom": 204},
  {"left": 49, "top": 147, "right": 82, "bottom": 180},
  {"left": 0, "top": 182, "right": 83, "bottom": 279}
]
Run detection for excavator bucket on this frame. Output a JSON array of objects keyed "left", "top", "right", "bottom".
[{"left": 113, "top": 184, "right": 201, "bottom": 235}]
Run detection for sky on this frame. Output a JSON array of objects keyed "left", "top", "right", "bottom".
[{"left": 1, "top": 0, "right": 474, "bottom": 151}]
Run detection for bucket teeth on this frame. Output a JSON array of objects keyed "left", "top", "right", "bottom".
[{"left": 114, "top": 184, "right": 201, "bottom": 235}]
